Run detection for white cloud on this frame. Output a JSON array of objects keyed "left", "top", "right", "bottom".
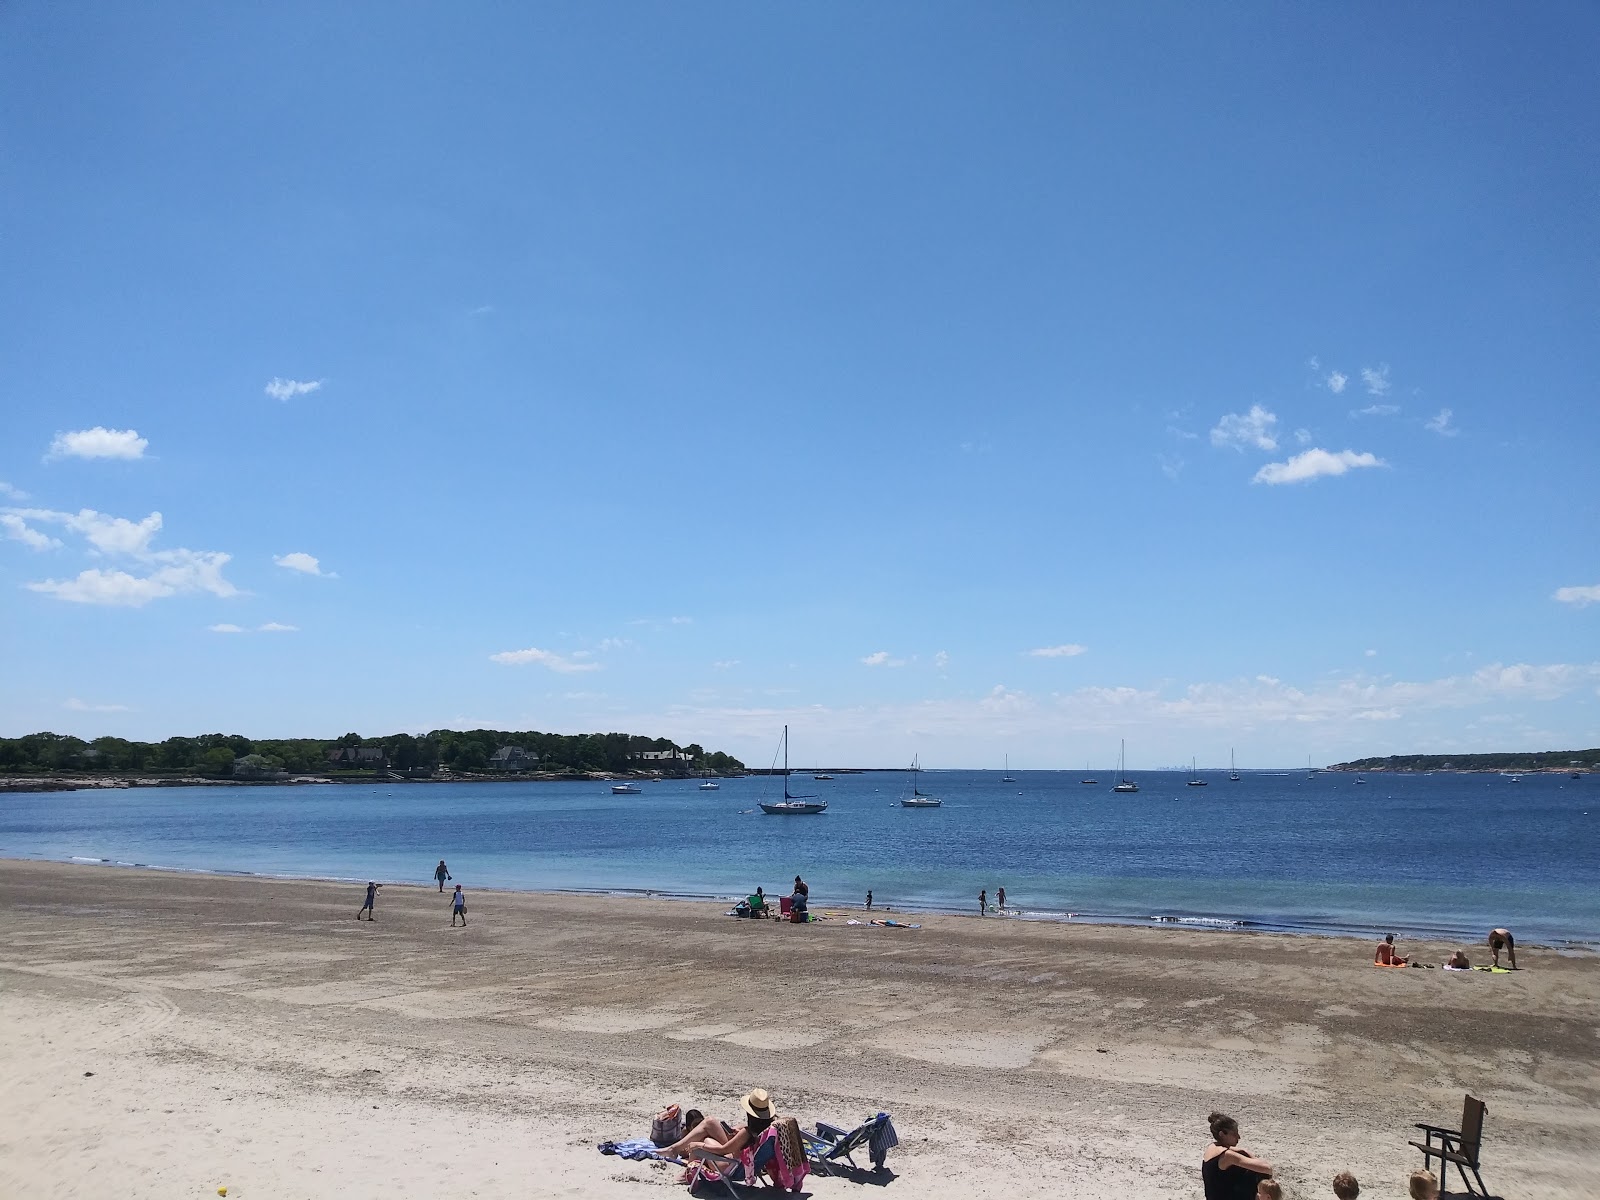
[
  {"left": 209, "top": 623, "right": 246, "bottom": 633},
  {"left": 1294, "top": 428, "right": 1312, "bottom": 446},
  {"left": 861, "top": 650, "right": 906, "bottom": 667},
  {"left": 1307, "top": 356, "right": 1321, "bottom": 372},
  {"left": 273, "top": 551, "right": 334, "bottom": 577},
  {"left": 8, "top": 508, "right": 164, "bottom": 554},
  {"left": 1365, "top": 649, "right": 1378, "bottom": 657},
  {"left": 27, "top": 550, "right": 238, "bottom": 607},
  {"left": 489, "top": 647, "right": 601, "bottom": 673},
  {"left": 47, "top": 427, "right": 149, "bottom": 462},
  {"left": 933, "top": 650, "right": 949, "bottom": 670},
  {"left": 63, "top": 698, "right": 130, "bottom": 713},
  {"left": 1210, "top": 405, "right": 1279, "bottom": 452},
  {"left": 0, "top": 481, "right": 28, "bottom": 500},
  {"left": 1, "top": 514, "right": 61, "bottom": 550},
  {"left": 1158, "top": 453, "right": 1184, "bottom": 481},
  {"left": 1361, "top": 365, "right": 1391, "bottom": 396},
  {"left": 1353, "top": 404, "right": 1399, "bottom": 417},
  {"left": 258, "top": 622, "right": 299, "bottom": 632},
  {"left": 1425, "top": 408, "right": 1458, "bottom": 436},
  {"left": 1326, "top": 371, "right": 1348, "bottom": 394},
  {"left": 264, "top": 378, "right": 322, "bottom": 402},
  {"left": 712, "top": 659, "right": 740, "bottom": 670},
  {"left": 1253, "top": 448, "right": 1385, "bottom": 485},
  {"left": 1553, "top": 584, "right": 1600, "bottom": 608},
  {"left": 670, "top": 616, "right": 693, "bottom": 625},
  {"left": 1028, "top": 644, "right": 1088, "bottom": 658}
]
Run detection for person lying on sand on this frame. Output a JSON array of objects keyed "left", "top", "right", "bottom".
[
  {"left": 1445, "top": 949, "right": 1471, "bottom": 970},
  {"left": 1374, "top": 933, "right": 1407, "bottom": 966},
  {"left": 655, "top": 1089, "right": 774, "bottom": 1163}
]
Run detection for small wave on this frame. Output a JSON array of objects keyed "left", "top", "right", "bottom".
[
  {"left": 1150, "top": 914, "right": 1245, "bottom": 928},
  {"left": 70, "top": 856, "right": 110, "bottom": 863}
]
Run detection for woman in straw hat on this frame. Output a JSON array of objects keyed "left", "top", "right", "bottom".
[{"left": 656, "top": 1089, "right": 776, "bottom": 1162}]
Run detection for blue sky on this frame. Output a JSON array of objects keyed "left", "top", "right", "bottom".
[{"left": 2, "top": 4, "right": 1597, "bottom": 768}]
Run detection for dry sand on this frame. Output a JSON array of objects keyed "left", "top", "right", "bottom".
[{"left": 1, "top": 859, "right": 1596, "bottom": 1199}]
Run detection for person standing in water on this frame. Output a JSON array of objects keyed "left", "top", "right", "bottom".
[
  {"left": 434, "top": 860, "right": 451, "bottom": 892},
  {"left": 865, "top": 889, "right": 873, "bottom": 911},
  {"left": 357, "top": 881, "right": 381, "bottom": 921},
  {"left": 1488, "top": 928, "right": 1517, "bottom": 969},
  {"left": 978, "top": 889, "right": 987, "bottom": 916},
  {"left": 450, "top": 884, "right": 467, "bottom": 926},
  {"left": 997, "top": 886, "right": 1006, "bottom": 913}
]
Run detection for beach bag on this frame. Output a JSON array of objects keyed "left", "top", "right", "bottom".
[{"left": 650, "top": 1104, "right": 683, "bottom": 1147}]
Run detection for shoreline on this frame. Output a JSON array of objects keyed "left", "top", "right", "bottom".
[
  {"left": 3, "top": 857, "right": 1598, "bottom": 1198},
  {"left": 12, "top": 851, "right": 1594, "bottom": 953}
]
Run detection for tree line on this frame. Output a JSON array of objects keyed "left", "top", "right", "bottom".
[
  {"left": 1332, "top": 749, "right": 1598, "bottom": 772},
  {"left": 0, "top": 729, "right": 745, "bottom": 777}
]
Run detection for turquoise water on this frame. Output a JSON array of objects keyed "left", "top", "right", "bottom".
[{"left": 2, "top": 770, "right": 1596, "bottom": 945}]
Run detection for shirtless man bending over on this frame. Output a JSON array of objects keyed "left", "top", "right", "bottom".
[{"left": 1488, "top": 928, "right": 1517, "bottom": 969}]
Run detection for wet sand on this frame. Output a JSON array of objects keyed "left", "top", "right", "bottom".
[{"left": 1, "top": 858, "right": 1595, "bottom": 1198}]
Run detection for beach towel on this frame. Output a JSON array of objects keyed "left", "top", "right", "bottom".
[
  {"left": 870, "top": 919, "right": 921, "bottom": 928},
  {"left": 599, "top": 1138, "right": 669, "bottom": 1161}
]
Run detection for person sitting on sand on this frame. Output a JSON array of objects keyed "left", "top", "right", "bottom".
[
  {"left": 656, "top": 1089, "right": 775, "bottom": 1165},
  {"left": 1331, "top": 1170, "right": 1360, "bottom": 1199},
  {"left": 1408, "top": 1168, "right": 1439, "bottom": 1200},
  {"left": 1201, "top": 1111, "right": 1273, "bottom": 1200},
  {"left": 1375, "top": 933, "right": 1407, "bottom": 966},
  {"left": 1488, "top": 927, "right": 1517, "bottom": 969},
  {"left": 1445, "top": 949, "right": 1471, "bottom": 970}
]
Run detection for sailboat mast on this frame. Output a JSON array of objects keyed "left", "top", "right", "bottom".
[{"left": 783, "top": 724, "right": 790, "bottom": 800}]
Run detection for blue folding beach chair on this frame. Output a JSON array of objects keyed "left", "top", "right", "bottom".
[
  {"left": 800, "top": 1112, "right": 898, "bottom": 1174},
  {"left": 687, "top": 1133, "right": 779, "bottom": 1198}
]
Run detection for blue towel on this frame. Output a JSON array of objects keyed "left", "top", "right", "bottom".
[{"left": 597, "top": 1138, "right": 666, "bottom": 1161}]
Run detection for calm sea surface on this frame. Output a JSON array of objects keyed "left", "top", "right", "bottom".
[{"left": 2, "top": 770, "right": 1596, "bottom": 945}]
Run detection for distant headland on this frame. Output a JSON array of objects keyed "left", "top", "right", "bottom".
[
  {"left": 1328, "top": 748, "right": 1598, "bottom": 774},
  {"left": 0, "top": 728, "right": 745, "bottom": 792}
]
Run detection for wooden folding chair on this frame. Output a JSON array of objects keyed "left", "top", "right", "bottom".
[{"left": 1410, "top": 1094, "right": 1489, "bottom": 1196}]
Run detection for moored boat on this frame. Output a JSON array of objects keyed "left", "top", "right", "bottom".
[{"left": 758, "top": 726, "right": 828, "bottom": 815}]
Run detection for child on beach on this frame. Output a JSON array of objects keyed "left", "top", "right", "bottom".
[
  {"left": 865, "top": 889, "right": 872, "bottom": 910},
  {"left": 450, "top": 884, "right": 467, "bottom": 926},
  {"left": 1331, "top": 1171, "right": 1359, "bottom": 1199},
  {"left": 1408, "top": 1168, "right": 1438, "bottom": 1200},
  {"left": 357, "top": 881, "right": 380, "bottom": 920},
  {"left": 978, "top": 889, "right": 987, "bottom": 916},
  {"left": 1256, "top": 1181, "right": 1281, "bottom": 1200}
]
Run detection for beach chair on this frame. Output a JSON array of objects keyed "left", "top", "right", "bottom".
[
  {"left": 686, "top": 1128, "right": 779, "bottom": 1197},
  {"left": 1409, "top": 1094, "right": 1489, "bottom": 1196},
  {"left": 778, "top": 896, "right": 792, "bottom": 920},
  {"left": 747, "top": 894, "right": 769, "bottom": 919},
  {"left": 801, "top": 1112, "right": 898, "bottom": 1175}
]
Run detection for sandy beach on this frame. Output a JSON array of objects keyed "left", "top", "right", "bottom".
[{"left": 1, "top": 860, "right": 1596, "bottom": 1199}]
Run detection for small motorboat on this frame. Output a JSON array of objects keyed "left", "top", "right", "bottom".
[
  {"left": 699, "top": 781, "right": 721, "bottom": 790},
  {"left": 611, "top": 783, "right": 643, "bottom": 794},
  {"left": 813, "top": 774, "right": 833, "bottom": 781}
]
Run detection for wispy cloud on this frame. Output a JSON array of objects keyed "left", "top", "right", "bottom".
[
  {"left": 264, "top": 378, "right": 322, "bottom": 402},
  {"left": 10, "top": 508, "right": 163, "bottom": 554},
  {"left": 258, "top": 622, "right": 299, "bottom": 632},
  {"left": 64, "top": 698, "right": 130, "bottom": 713},
  {"left": 273, "top": 552, "right": 334, "bottom": 577},
  {"left": 1365, "top": 649, "right": 1379, "bottom": 657},
  {"left": 1326, "top": 371, "right": 1348, "bottom": 394},
  {"left": 28, "top": 551, "right": 238, "bottom": 607},
  {"left": 489, "top": 646, "right": 601, "bottom": 672},
  {"left": 1353, "top": 404, "right": 1400, "bottom": 417},
  {"left": 1158, "top": 453, "right": 1184, "bottom": 481},
  {"left": 47, "top": 427, "right": 148, "bottom": 461},
  {"left": 1425, "top": 408, "right": 1458, "bottom": 437},
  {"left": 1210, "top": 405, "right": 1279, "bottom": 452},
  {"left": 1028, "top": 644, "right": 1088, "bottom": 658},
  {"left": 0, "top": 481, "right": 29, "bottom": 500},
  {"left": 1293, "top": 428, "right": 1313, "bottom": 446},
  {"left": 629, "top": 615, "right": 694, "bottom": 630},
  {"left": 1553, "top": 584, "right": 1600, "bottom": 609},
  {"left": 1361, "top": 364, "right": 1391, "bottom": 396},
  {"left": 861, "top": 650, "right": 906, "bottom": 667},
  {"left": 933, "top": 650, "right": 949, "bottom": 670},
  {"left": 712, "top": 659, "right": 740, "bottom": 670},
  {"left": 1, "top": 513, "right": 61, "bottom": 550},
  {"left": 208, "top": 623, "right": 246, "bottom": 633},
  {"left": 1253, "top": 448, "right": 1385, "bottom": 485}
]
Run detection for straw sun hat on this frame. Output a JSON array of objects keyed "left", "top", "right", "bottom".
[{"left": 740, "top": 1089, "right": 774, "bottom": 1120}]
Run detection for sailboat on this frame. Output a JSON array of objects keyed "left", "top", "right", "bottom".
[
  {"left": 1187, "top": 757, "right": 1207, "bottom": 786},
  {"left": 1229, "top": 749, "right": 1240, "bottom": 782},
  {"left": 901, "top": 756, "right": 942, "bottom": 807},
  {"left": 1081, "top": 760, "right": 1098, "bottom": 784},
  {"left": 758, "top": 726, "right": 828, "bottom": 814},
  {"left": 1001, "top": 754, "right": 1015, "bottom": 783},
  {"left": 1112, "top": 740, "right": 1139, "bottom": 793}
]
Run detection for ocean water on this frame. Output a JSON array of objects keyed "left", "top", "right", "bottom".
[{"left": 2, "top": 770, "right": 1596, "bottom": 946}]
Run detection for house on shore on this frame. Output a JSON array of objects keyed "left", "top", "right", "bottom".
[
  {"left": 326, "top": 746, "right": 389, "bottom": 769},
  {"left": 489, "top": 745, "right": 539, "bottom": 771}
]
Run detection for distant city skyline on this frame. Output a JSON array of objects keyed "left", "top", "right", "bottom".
[{"left": 2, "top": 5, "right": 1596, "bottom": 767}]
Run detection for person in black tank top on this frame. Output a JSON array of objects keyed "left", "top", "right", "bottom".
[{"left": 1201, "top": 1111, "right": 1274, "bottom": 1200}]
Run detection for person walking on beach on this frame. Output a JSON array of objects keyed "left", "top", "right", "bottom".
[
  {"left": 978, "top": 889, "right": 987, "bottom": 916},
  {"left": 450, "top": 884, "right": 467, "bottom": 926},
  {"left": 1488, "top": 927, "right": 1517, "bottom": 969},
  {"left": 865, "top": 889, "right": 873, "bottom": 911},
  {"left": 357, "top": 881, "right": 381, "bottom": 921},
  {"left": 997, "top": 886, "right": 1006, "bottom": 913},
  {"left": 435, "top": 860, "right": 451, "bottom": 892}
]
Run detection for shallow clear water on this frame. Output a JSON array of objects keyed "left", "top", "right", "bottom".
[{"left": 2, "top": 770, "right": 1596, "bottom": 945}]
